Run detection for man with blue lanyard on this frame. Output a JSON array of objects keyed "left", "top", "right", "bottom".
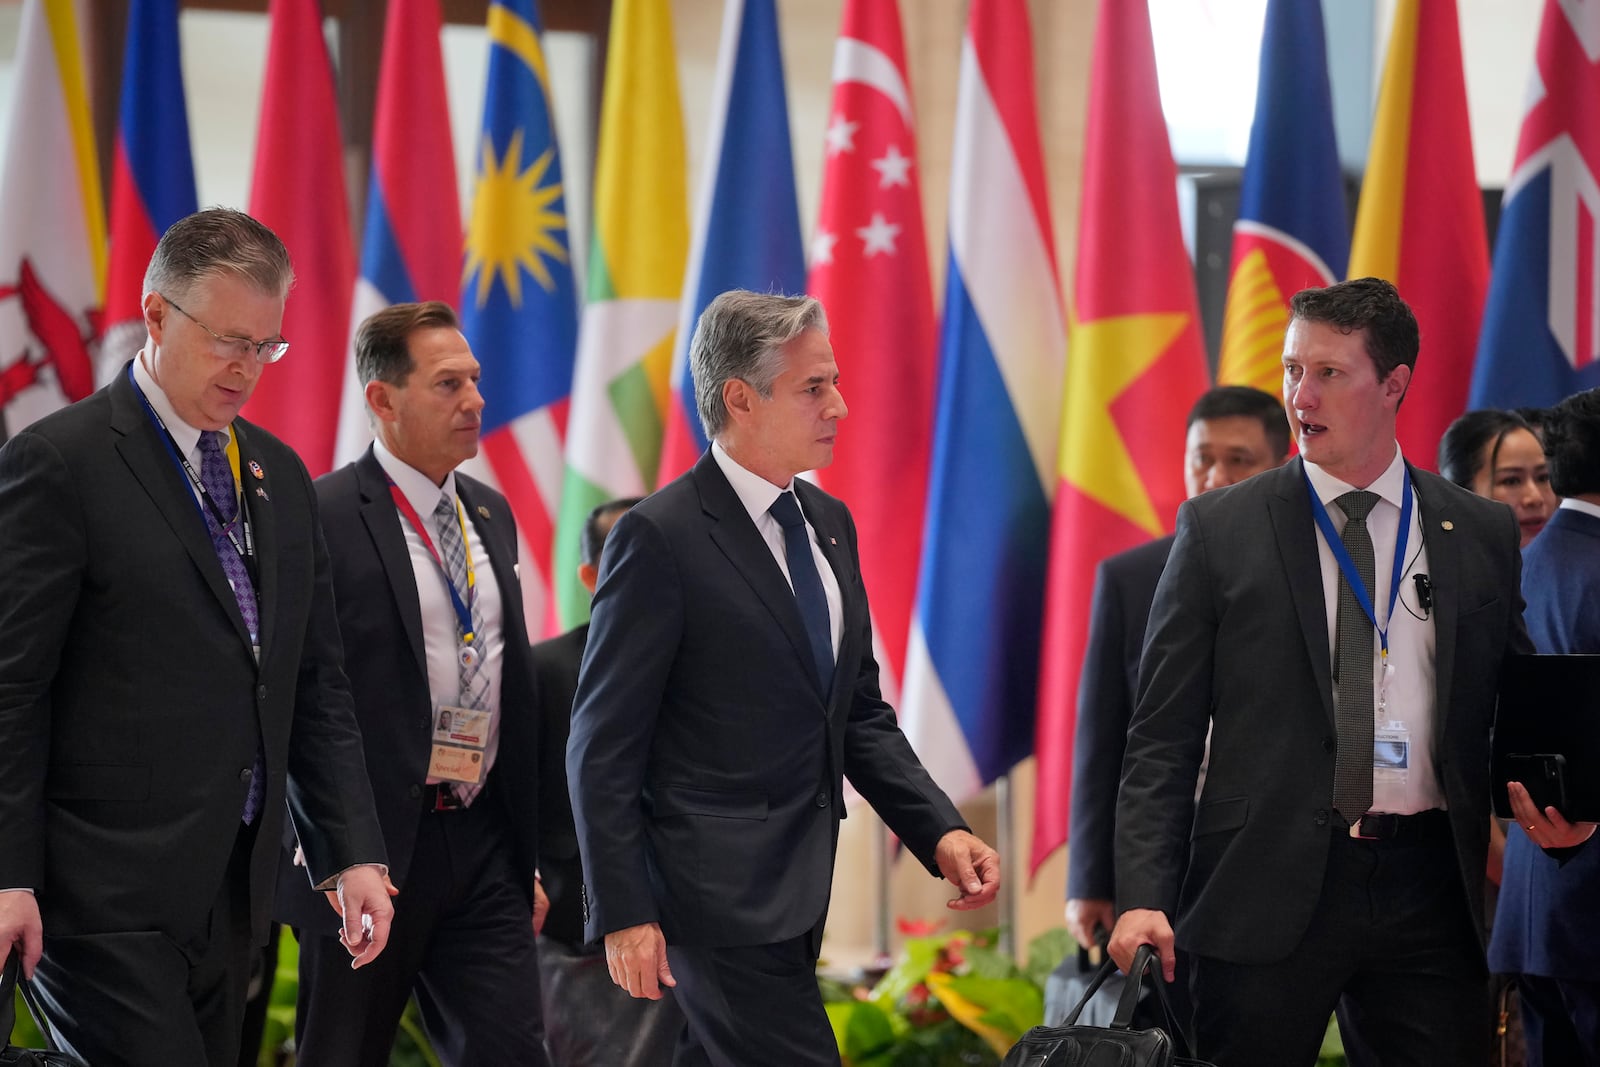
[
  {"left": 1108, "top": 277, "right": 1594, "bottom": 1066},
  {"left": 0, "top": 207, "right": 392, "bottom": 1065},
  {"left": 276, "top": 301, "right": 552, "bottom": 1066}
]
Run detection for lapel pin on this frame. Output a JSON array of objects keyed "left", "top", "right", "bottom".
[
  {"left": 256, "top": 487, "right": 269, "bottom": 500},
  {"left": 477, "top": 505, "right": 490, "bottom": 519},
  {"left": 829, "top": 536, "right": 837, "bottom": 545},
  {"left": 1441, "top": 520, "right": 1454, "bottom": 531},
  {"left": 514, "top": 563, "right": 521, "bottom": 580},
  {"left": 248, "top": 460, "right": 265, "bottom": 480}
]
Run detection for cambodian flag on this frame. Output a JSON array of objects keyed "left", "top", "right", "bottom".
[
  {"left": 899, "top": 0, "right": 1065, "bottom": 804},
  {"left": 1471, "top": 0, "right": 1600, "bottom": 409},
  {"left": 332, "top": 0, "right": 460, "bottom": 466},
  {"left": 655, "top": 0, "right": 806, "bottom": 482},
  {"left": 101, "top": 0, "right": 196, "bottom": 375}
]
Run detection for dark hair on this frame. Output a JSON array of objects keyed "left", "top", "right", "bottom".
[
  {"left": 355, "top": 301, "right": 460, "bottom": 387},
  {"left": 1437, "top": 409, "right": 1538, "bottom": 490},
  {"left": 144, "top": 207, "right": 293, "bottom": 301},
  {"left": 580, "top": 497, "right": 643, "bottom": 567},
  {"left": 1288, "top": 277, "right": 1420, "bottom": 381},
  {"left": 1542, "top": 388, "right": 1600, "bottom": 498},
  {"left": 1513, "top": 406, "right": 1551, "bottom": 440},
  {"left": 1186, "top": 385, "right": 1291, "bottom": 461}
]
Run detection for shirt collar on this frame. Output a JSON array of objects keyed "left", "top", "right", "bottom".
[
  {"left": 1303, "top": 446, "right": 1408, "bottom": 514},
  {"left": 712, "top": 440, "right": 792, "bottom": 526},
  {"left": 1559, "top": 496, "right": 1600, "bottom": 521},
  {"left": 133, "top": 349, "right": 232, "bottom": 456},
  {"left": 373, "top": 437, "right": 459, "bottom": 518}
]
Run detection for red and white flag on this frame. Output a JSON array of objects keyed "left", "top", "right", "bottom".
[{"left": 806, "top": 0, "right": 937, "bottom": 705}]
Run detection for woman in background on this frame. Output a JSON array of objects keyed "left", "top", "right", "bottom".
[{"left": 1439, "top": 409, "right": 1556, "bottom": 549}]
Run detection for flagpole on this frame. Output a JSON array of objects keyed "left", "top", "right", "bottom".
[
  {"left": 996, "top": 772, "right": 1015, "bottom": 958},
  {"left": 874, "top": 818, "right": 891, "bottom": 962}
]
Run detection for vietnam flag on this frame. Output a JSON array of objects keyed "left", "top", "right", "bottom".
[
  {"left": 1031, "top": 0, "right": 1210, "bottom": 873},
  {"left": 1348, "top": 0, "right": 1487, "bottom": 468}
]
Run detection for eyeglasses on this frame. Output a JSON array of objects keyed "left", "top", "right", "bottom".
[{"left": 161, "top": 293, "right": 290, "bottom": 364}]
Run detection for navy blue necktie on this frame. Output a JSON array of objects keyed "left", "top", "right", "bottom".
[{"left": 769, "top": 491, "right": 834, "bottom": 693}]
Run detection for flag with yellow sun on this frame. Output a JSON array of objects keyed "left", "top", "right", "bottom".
[
  {"left": 459, "top": 0, "right": 580, "bottom": 634},
  {"left": 1030, "top": 0, "right": 1210, "bottom": 874}
]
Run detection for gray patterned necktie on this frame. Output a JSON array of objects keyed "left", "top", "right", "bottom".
[
  {"left": 434, "top": 495, "right": 488, "bottom": 804},
  {"left": 197, "top": 431, "right": 264, "bottom": 824},
  {"left": 1332, "top": 490, "right": 1379, "bottom": 818}
]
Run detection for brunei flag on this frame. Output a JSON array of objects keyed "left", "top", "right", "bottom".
[
  {"left": 1031, "top": 0, "right": 1210, "bottom": 872},
  {"left": 1217, "top": 0, "right": 1347, "bottom": 395},
  {"left": 554, "top": 0, "right": 688, "bottom": 628},
  {"left": 1348, "top": 0, "right": 1487, "bottom": 467}
]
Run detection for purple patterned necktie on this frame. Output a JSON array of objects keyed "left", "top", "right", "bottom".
[{"left": 197, "top": 430, "right": 264, "bottom": 824}]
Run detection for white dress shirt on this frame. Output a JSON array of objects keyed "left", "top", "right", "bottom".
[{"left": 1304, "top": 447, "right": 1443, "bottom": 814}]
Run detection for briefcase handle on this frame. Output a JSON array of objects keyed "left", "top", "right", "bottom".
[
  {"left": 1060, "top": 943, "right": 1197, "bottom": 1059},
  {"left": 2, "top": 953, "right": 77, "bottom": 1061}
]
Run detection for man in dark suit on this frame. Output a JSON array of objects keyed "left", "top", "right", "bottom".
[
  {"left": 0, "top": 208, "right": 391, "bottom": 1066},
  {"left": 1110, "top": 277, "right": 1594, "bottom": 1066},
  {"left": 533, "top": 496, "right": 683, "bottom": 1066},
  {"left": 276, "top": 301, "right": 551, "bottom": 1066},
  {"left": 1065, "top": 385, "right": 1289, "bottom": 949},
  {"left": 568, "top": 290, "right": 1001, "bottom": 1066},
  {"left": 1489, "top": 386, "right": 1600, "bottom": 1065}
]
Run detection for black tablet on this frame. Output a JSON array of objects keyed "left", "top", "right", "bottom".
[{"left": 1492, "top": 654, "right": 1600, "bottom": 822}]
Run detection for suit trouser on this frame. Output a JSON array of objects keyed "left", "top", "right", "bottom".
[
  {"left": 1517, "top": 974, "right": 1600, "bottom": 1067},
  {"left": 538, "top": 933, "right": 684, "bottom": 1067},
  {"left": 666, "top": 936, "right": 840, "bottom": 1067},
  {"left": 1190, "top": 817, "right": 1488, "bottom": 1067},
  {"left": 292, "top": 797, "right": 548, "bottom": 1067},
  {"left": 32, "top": 822, "right": 258, "bottom": 1067}
]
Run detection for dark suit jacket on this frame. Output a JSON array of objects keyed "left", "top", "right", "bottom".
[
  {"left": 274, "top": 447, "right": 547, "bottom": 933},
  {"left": 1488, "top": 505, "right": 1600, "bottom": 979},
  {"left": 0, "top": 368, "right": 384, "bottom": 948},
  {"left": 567, "top": 452, "right": 964, "bottom": 949},
  {"left": 1066, "top": 535, "right": 1173, "bottom": 903},
  {"left": 531, "top": 623, "right": 587, "bottom": 947},
  {"left": 1117, "top": 458, "right": 1530, "bottom": 965}
]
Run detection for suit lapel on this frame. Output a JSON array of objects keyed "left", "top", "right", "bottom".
[
  {"left": 694, "top": 454, "right": 823, "bottom": 698},
  {"left": 1269, "top": 459, "right": 1336, "bottom": 727},
  {"left": 233, "top": 422, "right": 276, "bottom": 659},
  {"left": 1414, "top": 467, "right": 1461, "bottom": 737},
  {"left": 111, "top": 369, "right": 256, "bottom": 656},
  {"left": 459, "top": 478, "right": 529, "bottom": 648},
  {"left": 356, "top": 449, "right": 428, "bottom": 677}
]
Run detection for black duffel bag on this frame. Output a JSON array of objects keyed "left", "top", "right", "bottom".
[
  {"left": 1, "top": 957, "right": 85, "bottom": 1067},
  {"left": 1003, "top": 944, "right": 1215, "bottom": 1067}
]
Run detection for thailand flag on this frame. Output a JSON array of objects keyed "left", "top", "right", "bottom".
[
  {"left": 1471, "top": 0, "right": 1600, "bottom": 409},
  {"left": 899, "top": 0, "right": 1064, "bottom": 804},
  {"left": 655, "top": 0, "right": 806, "bottom": 482},
  {"left": 332, "top": 0, "right": 460, "bottom": 466},
  {"left": 102, "top": 0, "right": 196, "bottom": 375}
]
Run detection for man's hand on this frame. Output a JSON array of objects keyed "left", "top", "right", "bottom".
[
  {"left": 1508, "top": 780, "right": 1598, "bottom": 850},
  {"left": 604, "top": 922, "right": 675, "bottom": 1000},
  {"left": 532, "top": 879, "right": 549, "bottom": 935},
  {"left": 335, "top": 867, "right": 399, "bottom": 969},
  {"left": 1065, "top": 898, "right": 1116, "bottom": 952},
  {"left": 0, "top": 891, "right": 42, "bottom": 980},
  {"left": 934, "top": 829, "right": 1001, "bottom": 911},
  {"left": 1108, "top": 907, "right": 1175, "bottom": 982}
]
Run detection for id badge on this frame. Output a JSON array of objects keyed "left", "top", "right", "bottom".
[
  {"left": 429, "top": 704, "right": 489, "bottom": 784},
  {"left": 1374, "top": 722, "right": 1410, "bottom": 786}
]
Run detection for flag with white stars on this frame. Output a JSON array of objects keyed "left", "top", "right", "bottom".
[{"left": 806, "top": 0, "right": 937, "bottom": 707}]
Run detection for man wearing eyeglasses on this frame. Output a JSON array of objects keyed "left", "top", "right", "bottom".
[{"left": 0, "top": 207, "right": 391, "bottom": 1066}]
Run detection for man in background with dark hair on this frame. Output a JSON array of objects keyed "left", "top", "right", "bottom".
[
  {"left": 277, "top": 301, "right": 551, "bottom": 1066},
  {"left": 1066, "top": 385, "right": 1290, "bottom": 952},
  {"left": 1490, "top": 386, "right": 1600, "bottom": 1064},
  {"left": 532, "top": 496, "right": 683, "bottom": 1066},
  {"left": 1111, "top": 277, "right": 1591, "bottom": 1065}
]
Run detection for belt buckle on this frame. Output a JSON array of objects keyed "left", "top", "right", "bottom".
[
  {"left": 432, "top": 785, "right": 463, "bottom": 812},
  {"left": 1350, "top": 813, "right": 1392, "bottom": 840}
]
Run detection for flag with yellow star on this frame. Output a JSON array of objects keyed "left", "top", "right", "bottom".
[
  {"left": 1030, "top": 0, "right": 1210, "bottom": 874},
  {"left": 459, "top": 0, "right": 580, "bottom": 634}
]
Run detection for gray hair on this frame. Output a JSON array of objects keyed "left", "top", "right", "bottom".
[
  {"left": 691, "top": 290, "right": 828, "bottom": 438},
  {"left": 143, "top": 207, "right": 294, "bottom": 303}
]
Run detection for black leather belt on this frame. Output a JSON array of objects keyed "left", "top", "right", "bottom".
[
  {"left": 421, "top": 783, "right": 465, "bottom": 812},
  {"left": 1338, "top": 809, "right": 1449, "bottom": 843}
]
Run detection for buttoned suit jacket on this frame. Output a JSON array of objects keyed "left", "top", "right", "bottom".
[
  {"left": 274, "top": 446, "right": 548, "bottom": 933},
  {"left": 567, "top": 451, "right": 964, "bottom": 950},
  {"left": 531, "top": 622, "right": 587, "bottom": 947},
  {"left": 1117, "top": 458, "right": 1530, "bottom": 965},
  {"left": 1488, "top": 505, "right": 1600, "bottom": 980},
  {"left": 0, "top": 367, "right": 385, "bottom": 949},
  {"left": 1066, "top": 535, "right": 1174, "bottom": 903}
]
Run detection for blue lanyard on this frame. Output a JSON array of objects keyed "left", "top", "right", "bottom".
[
  {"left": 386, "top": 476, "right": 477, "bottom": 646},
  {"left": 1304, "top": 464, "right": 1412, "bottom": 665}
]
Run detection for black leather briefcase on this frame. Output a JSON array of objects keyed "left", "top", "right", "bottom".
[
  {"left": 1003, "top": 944, "right": 1215, "bottom": 1067},
  {"left": 1, "top": 957, "right": 86, "bottom": 1067}
]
